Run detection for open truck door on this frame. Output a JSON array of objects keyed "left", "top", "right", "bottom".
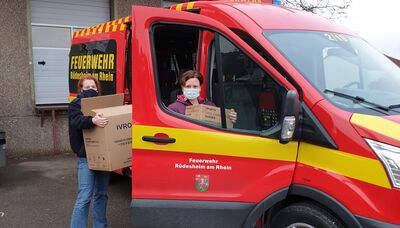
[{"left": 130, "top": 6, "right": 300, "bottom": 227}]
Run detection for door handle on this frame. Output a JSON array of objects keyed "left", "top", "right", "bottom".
[
  {"left": 38, "top": 60, "right": 46, "bottom": 65},
  {"left": 142, "top": 136, "right": 176, "bottom": 144}
]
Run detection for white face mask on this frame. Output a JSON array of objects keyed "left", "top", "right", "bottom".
[{"left": 183, "top": 88, "right": 200, "bottom": 100}]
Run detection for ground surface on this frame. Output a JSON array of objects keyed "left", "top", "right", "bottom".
[{"left": 0, "top": 153, "right": 131, "bottom": 227}]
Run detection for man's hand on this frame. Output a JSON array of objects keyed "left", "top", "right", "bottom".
[{"left": 92, "top": 113, "right": 108, "bottom": 128}]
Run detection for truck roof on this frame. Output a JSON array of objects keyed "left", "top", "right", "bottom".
[
  {"left": 74, "top": 1, "right": 355, "bottom": 40},
  {"left": 173, "top": 1, "right": 355, "bottom": 35},
  {"left": 73, "top": 16, "right": 131, "bottom": 39}
]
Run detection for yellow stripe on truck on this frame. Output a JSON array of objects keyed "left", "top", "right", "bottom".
[
  {"left": 68, "top": 96, "right": 76, "bottom": 102},
  {"left": 132, "top": 125, "right": 391, "bottom": 189},
  {"left": 132, "top": 125, "right": 298, "bottom": 162},
  {"left": 298, "top": 143, "right": 391, "bottom": 189},
  {"left": 187, "top": 2, "right": 195, "bottom": 10},
  {"left": 351, "top": 113, "right": 400, "bottom": 141},
  {"left": 73, "top": 16, "right": 130, "bottom": 38},
  {"left": 175, "top": 4, "right": 183, "bottom": 11}
]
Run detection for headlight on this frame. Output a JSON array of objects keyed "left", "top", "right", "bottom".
[{"left": 365, "top": 139, "right": 400, "bottom": 188}]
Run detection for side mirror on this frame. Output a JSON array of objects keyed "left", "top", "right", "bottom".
[{"left": 280, "top": 90, "right": 300, "bottom": 144}]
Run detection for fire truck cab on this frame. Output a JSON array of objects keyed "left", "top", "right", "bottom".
[{"left": 69, "top": 1, "right": 400, "bottom": 227}]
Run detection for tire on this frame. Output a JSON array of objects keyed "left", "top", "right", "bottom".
[{"left": 269, "top": 202, "right": 344, "bottom": 228}]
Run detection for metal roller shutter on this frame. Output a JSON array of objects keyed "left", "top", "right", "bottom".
[
  {"left": 31, "top": 0, "right": 110, "bottom": 27},
  {"left": 31, "top": 0, "right": 110, "bottom": 104}
]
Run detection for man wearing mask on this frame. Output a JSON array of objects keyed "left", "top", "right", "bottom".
[
  {"left": 168, "top": 70, "right": 237, "bottom": 123},
  {"left": 69, "top": 74, "right": 110, "bottom": 228}
]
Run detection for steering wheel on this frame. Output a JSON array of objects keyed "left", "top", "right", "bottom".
[{"left": 343, "top": 81, "right": 361, "bottom": 88}]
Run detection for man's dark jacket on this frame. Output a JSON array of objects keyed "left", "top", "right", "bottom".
[{"left": 68, "top": 94, "right": 94, "bottom": 157}]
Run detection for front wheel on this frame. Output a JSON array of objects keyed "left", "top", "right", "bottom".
[{"left": 268, "top": 202, "right": 344, "bottom": 228}]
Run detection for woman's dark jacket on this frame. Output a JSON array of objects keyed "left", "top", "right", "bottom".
[{"left": 68, "top": 94, "right": 94, "bottom": 157}]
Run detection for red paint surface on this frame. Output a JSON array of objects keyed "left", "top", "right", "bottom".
[
  {"left": 132, "top": 149, "right": 294, "bottom": 202},
  {"left": 294, "top": 163, "right": 400, "bottom": 224}
]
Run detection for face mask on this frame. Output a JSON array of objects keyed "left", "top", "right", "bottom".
[
  {"left": 81, "top": 89, "right": 98, "bottom": 98},
  {"left": 183, "top": 88, "right": 200, "bottom": 100}
]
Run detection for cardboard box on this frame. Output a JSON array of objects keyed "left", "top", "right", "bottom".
[
  {"left": 81, "top": 93, "right": 124, "bottom": 117},
  {"left": 185, "top": 104, "right": 233, "bottom": 128},
  {"left": 81, "top": 94, "right": 132, "bottom": 171}
]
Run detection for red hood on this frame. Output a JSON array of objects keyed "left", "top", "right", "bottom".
[
  {"left": 351, "top": 114, "right": 400, "bottom": 147},
  {"left": 385, "top": 115, "right": 400, "bottom": 124}
]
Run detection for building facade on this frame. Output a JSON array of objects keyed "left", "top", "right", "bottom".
[{"left": 0, "top": 0, "right": 166, "bottom": 157}]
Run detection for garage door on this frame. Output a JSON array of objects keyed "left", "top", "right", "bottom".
[{"left": 31, "top": 0, "right": 110, "bottom": 104}]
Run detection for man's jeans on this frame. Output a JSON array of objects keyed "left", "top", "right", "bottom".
[{"left": 71, "top": 157, "right": 110, "bottom": 228}]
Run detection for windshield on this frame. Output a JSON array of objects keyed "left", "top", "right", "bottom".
[{"left": 264, "top": 30, "right": 400, "bottom": 115}]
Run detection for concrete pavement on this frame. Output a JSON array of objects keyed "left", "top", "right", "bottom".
[{"left": 0, "top": 153, "right": 131, "bottom": 227}]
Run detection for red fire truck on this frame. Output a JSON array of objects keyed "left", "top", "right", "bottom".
[{"left": 69, "top": 1, "right": 400, "bottom": 227}]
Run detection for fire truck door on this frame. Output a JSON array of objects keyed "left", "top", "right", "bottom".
[{"left": 130, "top": 6, "right": 299, "bottom": 204}]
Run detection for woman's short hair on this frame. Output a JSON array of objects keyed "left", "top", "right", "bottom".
[
  {"left": 77, "top": 74, "right": 102, "bottom": 95},
  {"left": 179, "top": 70, "right": 204, "bottom": 86}
]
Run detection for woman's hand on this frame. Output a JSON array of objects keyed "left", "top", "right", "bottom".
[
  {"left": 228, "top": 109, "right": 237, "bottom": 124},
  {"left": 92, "top": 113, "right": 108, "bottom": 128}
]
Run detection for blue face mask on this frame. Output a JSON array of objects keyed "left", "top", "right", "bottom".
[
  {"left": 183, "top": 88, "right": 200, "bottom": 100},
  {"left": 81, "top": 89, "right": 98, "bottom": 98}
]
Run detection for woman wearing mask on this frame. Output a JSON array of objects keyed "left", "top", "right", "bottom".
[
  {"left": 168, "top": 70, "right": 237, "bottom": 124},
  {"left": 69, "top": 74, "right": 110, "bottom": 228}
]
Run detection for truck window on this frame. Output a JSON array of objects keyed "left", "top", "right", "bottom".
[
  {"left": 323, "top": 49, "right": 360, "bottom": 89},
  {"left": 153, "top": 24, "right": 200, "bottom": 106},
  {"left": 69, "top": 40, "right": 117, "bottom": 95},
  {"left": 152, "top": 24, "right": 284, "bottom": 133},
  {"left": 264, "top": 30, "right": 400, "bottom": 114},
  {"left": 210, "top": 35, "right": 284, "bottom": 132}
]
